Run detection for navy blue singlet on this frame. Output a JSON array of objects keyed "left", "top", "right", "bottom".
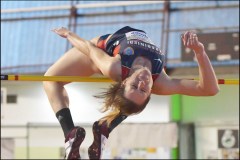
[{"left": 97, "top": 26, "right": 165, "bottom": 81}]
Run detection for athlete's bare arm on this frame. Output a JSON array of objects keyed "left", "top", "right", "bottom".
[
  {"left": 152, "top": 31, "right": 219, "bottom": 96},
  {"left": 52, "top": 27, "right": 121, "bottom": 81}
]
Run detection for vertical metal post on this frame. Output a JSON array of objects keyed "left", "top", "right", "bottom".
[
  {"left": 160, "top": 2, "right": 166, "bottom": 52},
  {"left": 66, "top": 1, "right": 78, "bottom": 51},
  {"left": 163, "top": 1, "right": 170, "bottom": 67}
]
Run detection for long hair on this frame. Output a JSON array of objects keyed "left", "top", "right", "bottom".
[{"left": 94, "top": 82, "right": 150, "bottom": 126}]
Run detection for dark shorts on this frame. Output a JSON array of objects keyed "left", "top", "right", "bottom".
[{"left": 96, "top": 34, "right": 111, "bottom": 55}]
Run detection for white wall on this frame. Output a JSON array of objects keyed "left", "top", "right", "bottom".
[
  {"left": 1, "top": 81, "right": 171, "bottom": 158},
  {"left": 1, "top": 81, "right": 170, "bottom": 125}
]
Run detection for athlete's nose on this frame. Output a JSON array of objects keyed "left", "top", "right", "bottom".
[
  {"left": 139, "top": 80, "right": 145, "bottom": 88},
  {"left": 139, "top": 74, "right": 150, "bottom": 83}
]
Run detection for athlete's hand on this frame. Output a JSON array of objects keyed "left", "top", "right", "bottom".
[
  {"left": 181, "top": 31, "right": 205, "bottom": 54},
  {"left": 51, "top": 27, "right": 70, "bottom": 38}
]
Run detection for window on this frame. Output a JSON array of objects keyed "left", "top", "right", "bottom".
[{"left": 7, "top": 95, "right": 17, "bottom": 104}]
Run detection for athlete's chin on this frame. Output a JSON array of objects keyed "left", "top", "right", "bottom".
[{"left": 139, "top": 68, "right": 152, "bottom": 77}]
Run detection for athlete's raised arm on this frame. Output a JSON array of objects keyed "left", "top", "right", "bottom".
[
  {"left": 152, "top": 31, "right": 219, "bottom": 96},
  {"left": 52, "top": 27, "right": 120, "bottom": 80}
]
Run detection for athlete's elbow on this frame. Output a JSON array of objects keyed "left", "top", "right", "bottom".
[
  {"left": 197, "top": 84, "right": 219, "bottom": 96},
  {"left": 205, "top": 87, "right": 219, "bottom": 96},
  {"left": 212, "top": 87, "right": 220, "bottom": 95}
]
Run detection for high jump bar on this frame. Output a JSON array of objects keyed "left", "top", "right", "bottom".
[{"left": 1, "top": 75, "right": 239, "bottom": 85}]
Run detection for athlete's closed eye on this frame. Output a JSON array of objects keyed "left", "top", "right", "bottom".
[
  {"left": 131, "top": 84, "right": 146, "bottom": 93},
  {"left": 140, "top": 89, "right": 146, "bottom": 93},
  {"left": 131, "top": 84, "right": 137, "bottom": 89}
]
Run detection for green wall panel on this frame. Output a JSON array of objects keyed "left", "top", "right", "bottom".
[
  {"left": 181, "top": 85, "right": 239, "bottom": 123},
  {"left": 170, "top": 94, "right": 182, "bottom": 121}
]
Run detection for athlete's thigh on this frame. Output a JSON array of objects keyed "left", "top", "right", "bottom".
[{"left": 46, "top": 47, "right": 101, "bottom": 81}]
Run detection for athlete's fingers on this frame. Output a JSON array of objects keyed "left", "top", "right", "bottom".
[{"left": 192, "top": 34, "right": 198, "bottom": 45}]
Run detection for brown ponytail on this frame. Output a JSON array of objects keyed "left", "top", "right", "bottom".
[{"left": 94, "top": 82, "right": 150, "bottom": 126}]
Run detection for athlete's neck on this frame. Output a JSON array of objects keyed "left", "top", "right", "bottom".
[{"left": 130, "top": 56, "right": 152, "bottom": 75}]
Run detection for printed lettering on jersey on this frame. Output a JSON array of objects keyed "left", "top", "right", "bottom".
[
  {"left": 123, "top": 47, "right": 134, "bottom": 55},
  {"left": 125, "top": 31, "right": 154, "bottom": 44},
  {"left": 127, "top": 40, "right": 160, "bottom": 53}
]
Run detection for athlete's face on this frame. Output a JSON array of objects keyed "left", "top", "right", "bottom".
[{"left": 123, "top": 68, "right": 153, "bottom": 105}]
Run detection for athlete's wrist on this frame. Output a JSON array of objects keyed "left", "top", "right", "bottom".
[{"left": 65, "top": 31, "right": 72, "bottom": 39}]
